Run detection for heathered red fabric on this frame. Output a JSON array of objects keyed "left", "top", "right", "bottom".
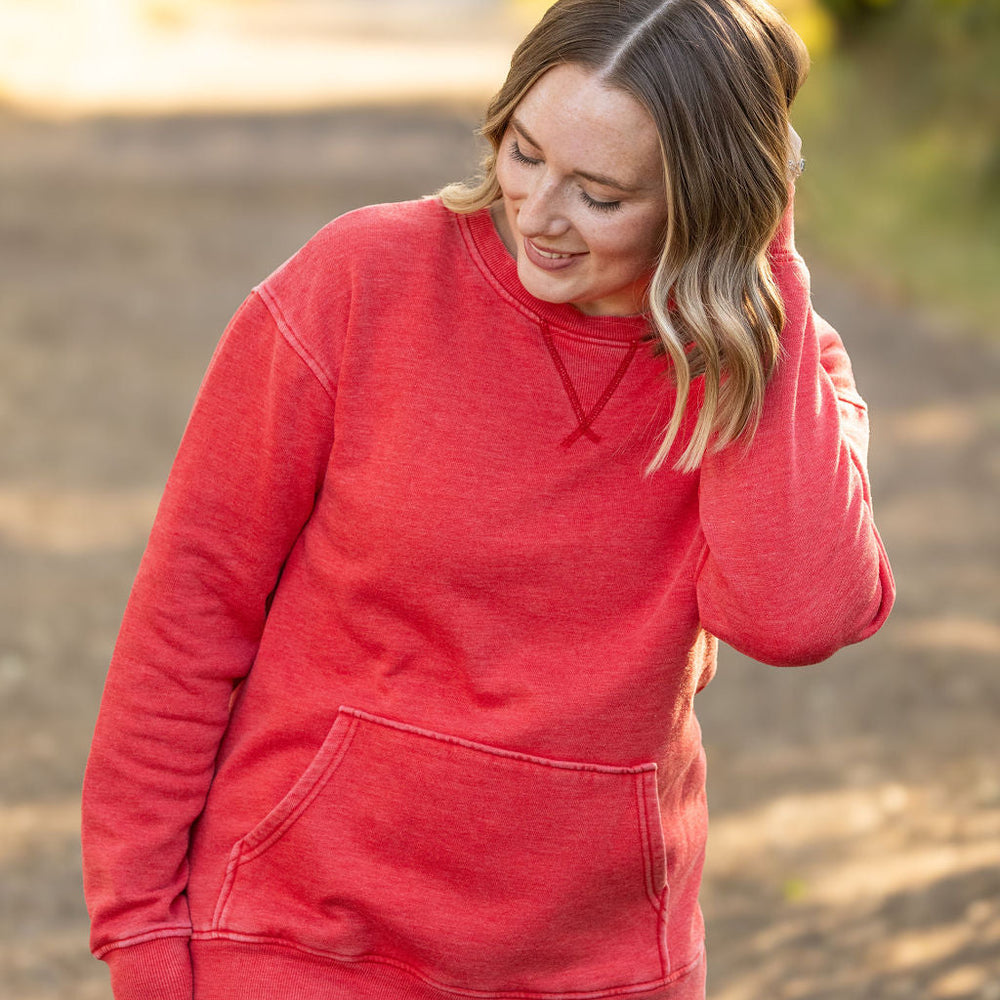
[{"left": 82, "top": 196, "right": 894, "bottom": 1000}]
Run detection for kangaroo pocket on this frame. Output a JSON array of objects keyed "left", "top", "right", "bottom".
[{"left": 212, "top": 706, "right": 670, "bottom": 995}]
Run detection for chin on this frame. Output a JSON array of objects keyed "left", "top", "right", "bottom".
[{"left": 517, "top": 262, "right": 573, "bottom": 306}]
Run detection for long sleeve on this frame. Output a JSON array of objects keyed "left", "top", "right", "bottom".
[
  {"left": 81, "top": 290, "right": 337, "bottom": 998},
  {"left": 695, "top": 199, "right": 895, "bottom": 666}
]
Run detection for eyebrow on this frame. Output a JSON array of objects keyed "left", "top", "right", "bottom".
[{"left": 511, "top": 118, "right": 643, "bottom": 193}]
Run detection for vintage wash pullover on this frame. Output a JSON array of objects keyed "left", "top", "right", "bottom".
[{"left": 82, "top": 196, "right": 894, "bottom": 1000}]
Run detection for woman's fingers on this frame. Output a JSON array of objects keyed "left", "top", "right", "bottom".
[{"left": 787, "top": 124, "right": 805, "bottom": 180}]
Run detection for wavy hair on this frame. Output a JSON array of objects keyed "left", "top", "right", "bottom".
[{"left": 439, "top": 0, "right": 809, "bottom": 473}]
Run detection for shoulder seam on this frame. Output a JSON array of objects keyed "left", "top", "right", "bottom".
[{"left": 253, "top": 285, "right": 337, "bottom": 404}]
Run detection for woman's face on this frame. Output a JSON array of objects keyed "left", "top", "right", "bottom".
[{"left": 493, "top": 63, "right": 669, "bottom": 317}]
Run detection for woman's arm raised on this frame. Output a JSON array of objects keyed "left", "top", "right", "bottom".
[
  {"left": 696, "top": 195, "right": 895, "bottom": 666},
  {"left": 81, "top": 290, "right": 336, "bottom": 999}
]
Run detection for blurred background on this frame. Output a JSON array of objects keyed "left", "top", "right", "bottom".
[{"left": 0, "top": 1, "right": 997, "bottom": 997}]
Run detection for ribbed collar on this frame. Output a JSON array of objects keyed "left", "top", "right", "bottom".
[{"left": 460, "top": 204, "right": 652, "bottom": 345}]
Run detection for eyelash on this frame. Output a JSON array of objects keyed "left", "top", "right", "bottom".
[{"left": 508, "top": 140, "right": 623, "bottom": 213}]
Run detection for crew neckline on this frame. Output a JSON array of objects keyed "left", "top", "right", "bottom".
[{"left": 459, "top": 204, "right": 652, "bottom": 345}]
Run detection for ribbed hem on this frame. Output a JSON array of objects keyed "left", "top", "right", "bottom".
[
  {"left": 190, "top": 938, "right": 705, "bottom": 1000},
  {"left": 104, "top": 935, "right": 193, "bottom": 1000}
]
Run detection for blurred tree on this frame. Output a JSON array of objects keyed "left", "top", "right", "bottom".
[
  {"left": 814, "top": 0, "right": 898, "bottom": 38},
  {"left": 862, "top": 0, "right": 1000, "bottom": 194},
  {"left": 790, "top": 0, "right": 1000, "bottom": 333}
]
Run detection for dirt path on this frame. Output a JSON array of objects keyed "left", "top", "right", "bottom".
[{"left": 1, "top": 102, "right": 997, "bottom": 1000}]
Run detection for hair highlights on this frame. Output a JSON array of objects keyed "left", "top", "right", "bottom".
[{"left": 439, "top": 0, "right": 809, "bottom": 474}]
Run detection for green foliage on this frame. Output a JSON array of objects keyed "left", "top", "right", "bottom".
[
  {"left": 791, "top": 0, "right": 1000, "bottom": 335},
  {"left": 814, "top": 0, "right": 899, "bottom": 37},
  {"left": 858, "top": 0, "right": 1000, "bottom": 195}
]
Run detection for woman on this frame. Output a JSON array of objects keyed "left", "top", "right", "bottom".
[{"left": 82, "top": 2, "right": 894, "bottom": 998}]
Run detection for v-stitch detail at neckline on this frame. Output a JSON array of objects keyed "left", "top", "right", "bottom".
[{"left": 539, "top": 322, "right": 642, "bottom": 448}]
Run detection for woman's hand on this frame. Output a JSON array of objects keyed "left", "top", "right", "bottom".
[{"left": 787, "top": 124, "right": 804, "bottom": 182}]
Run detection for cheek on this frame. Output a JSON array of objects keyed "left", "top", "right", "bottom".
[
  {"left": 495, "top": 157, "right": 524, "bottom": 204},
  {"left": 596, "top": 225, "right": 656, "bottom": 269},
  {"left": 622, "top": 217, "right": 666, "bottom": 267}
]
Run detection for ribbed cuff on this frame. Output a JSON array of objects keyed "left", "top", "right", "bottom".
[
  {"left": 768, "top": 186, "right": 797, "bottom": 257},
  {"left": 105, "top": 936, "right": 193, "bottom": 1000}
]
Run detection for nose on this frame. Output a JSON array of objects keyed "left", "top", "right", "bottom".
[{"left": 516, "top": 174, "right": 570, "bottom": 240}]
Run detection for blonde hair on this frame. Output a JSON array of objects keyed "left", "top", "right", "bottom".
[{"left": 439, "top": 0, "right": 809, "bottom": 473}]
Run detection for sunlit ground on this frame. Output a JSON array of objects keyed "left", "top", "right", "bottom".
[{"left": 0, "top": 0, "right": 533, "bottom": 115}]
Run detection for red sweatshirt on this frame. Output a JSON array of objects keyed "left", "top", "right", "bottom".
[{"left": 82, "top": 196, "right": 893, "bottom": 1000}]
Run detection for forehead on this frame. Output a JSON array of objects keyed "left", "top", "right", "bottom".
[{"left": 514, "top": 63, "right": 663, "bottom": 188}]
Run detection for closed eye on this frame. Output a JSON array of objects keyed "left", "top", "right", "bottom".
[
  {"left": 509, "top": 138, "right": 623, "bottom": 213},
  {"left": 508, "top": 140, "right": 541, "bottom": 166},
  {"left": 580, "top": 191, "right": 622, "bottom": 213}
]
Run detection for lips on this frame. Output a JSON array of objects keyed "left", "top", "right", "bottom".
[
  {"left": 530, "top": 242, "right": 578, "bottom": 259},
  {"left": 523, "top": 237, "right": 586, "bottom": 272}
]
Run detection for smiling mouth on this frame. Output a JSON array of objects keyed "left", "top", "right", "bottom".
[{"left": 526, "top": 239, "right": 584, "bottom": 259}]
